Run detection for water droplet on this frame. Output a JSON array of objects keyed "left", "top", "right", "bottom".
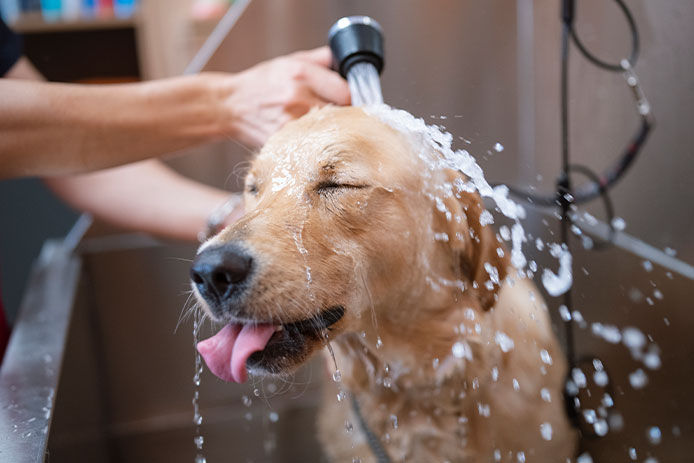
[
  {"left": 494, "top": 142, "right": 504, "bottom": 152},
  {"left": 477, "top": 403, "right": 490, "bottom": 417},
  {"left": 195, "top": 455, "right": 207, "bottom": 463},
  {"left": 352, "top": 458, "right": 362, "bottom": 463},
  {"left": 376, "top": 337, "right": 383, "bottom": 349},
  {"left": 602, "top": 393, "right": 614, "bottom": 408},
  {"left": 383, "top": 377, "right": 393, "bottom": 388},
  {"left": 583, "top": 409, "right": 597, "bottom": 424},
  {"left": 535, "top": 238, "right": 544, "bottom": 251},
  {"left": 642, "top": 260, "right": 654, "bottom": 272},
  {"left": 541, "top": 387, "right": 551, "bottom": 402},
  {"left": 664, "top": 247, "right": 677, "bottom": 257},
  {"left": 577, "top": 452, "right": 594, "bottom": 463},
  {"left": 629, "top": 369, "right": 648, "bottom": 389},
  {"left": 541, "top": 243, "right": 573, "bottom": 297},
  {"left": 643, "top": 349, "right": 661, "bottom": 370},
  {"left": 593, "top": 419, "right": 609, "bottom": 436},
  {"left": 194, "top": 435, "right": 204, "bottom": 449},
  {"left": 540, "top": 422, "right": 553, "bottom": 440},
  {"left": 345, "top": 420, "right": 354, "bottom": 433},
  {"left": 608, "top": 411, "right": 624, "bottom": 431},
  {"left": 242, "top": 395, "right": 252, "bottom": 407},
  {"left": 611, "top": 217, "right": 626, "bottom": 231},
  {"left": 253, "top": 388, "right": 261, "bottom": 397},
  {"left": 540, "top": 349, "right": 553, "bottom": 365},
  {"left": 623, "top": 327, "right": 646, "bottom": 350},
  {"left": 268, "top": 412, "right": 279, "bottom": 423},
  {"left": 647, "top": 426, "right": 662, "bottom": 445},
  {"left": 337, "top": 390, "right": 347, "bottom": 402},
  {"left": 494, "top": 331, "right": 515, "bottom": 353},
  {"left": 572, "top": 310, "right": 587, "bottom": 328},
  {"left": 452, "top": 341, "right": 472, "bottom": 359},
  {"left": 594, "top": 370, "right": 609, "bottom": 387},
  {"left": 628, "top": 447, "right": 637, "bottom": 460},
  {"left": 390, "top": 414, "right": 398, "bottom": 429},
  {"left": 513, "top": 378, "right": 520, "bottom": 391},
  {"left": 571, "top": 368, "right": 587, "bottom": 388},
  {"left": 332, "top": 370, "right": 342, "bottom": 382},
  {"left": 558, "top": 304, "right": 571, "bottom": 321}
]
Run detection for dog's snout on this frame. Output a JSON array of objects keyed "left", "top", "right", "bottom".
[{"left": 191, "top": 245, "right": 253, "bottom": 306}]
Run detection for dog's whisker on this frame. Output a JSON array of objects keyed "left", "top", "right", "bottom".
[
  {"left": 357, "top": 266, "right": 378, "bottom": 332},
  {"left": 175, "top": 291, "right": 200, "bottom": 333}
]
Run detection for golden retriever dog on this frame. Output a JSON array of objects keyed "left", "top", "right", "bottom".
[{"left": 191, "top": 105, "right": 576, "bottom": 462}]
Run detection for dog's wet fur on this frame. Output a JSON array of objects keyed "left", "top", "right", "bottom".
[{"left": 193, "top": 106, "right": 576, "bottom": 461}]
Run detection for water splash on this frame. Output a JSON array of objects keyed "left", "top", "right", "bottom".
[
  {"left": 541, "top": 243, "right": 572, "bottom": 297},
  {"left": 192, "top": 310, "right": 206, "bottom": 463},
  {"left": 364, "top": 105, "right": 529, "bottom": 275}
]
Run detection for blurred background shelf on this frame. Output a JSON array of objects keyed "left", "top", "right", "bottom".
[{"left": 9, "top": 10, "right": 138, "bottom": 33}]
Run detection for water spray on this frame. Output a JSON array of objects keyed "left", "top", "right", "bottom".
[
  {"left": 329, "top": 16, "right": 385, "bottom": 106},
  {"left": 328, "top": 17, "right": 392, "bottom": 463}
]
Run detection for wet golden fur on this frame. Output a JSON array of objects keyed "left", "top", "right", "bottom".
[{"left": 203, "top": 106, "right": 576, "bottom": 461}]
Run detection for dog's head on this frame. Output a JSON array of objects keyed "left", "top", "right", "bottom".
[{"left": 192, "top": 106, "right": 508, "bottom": 383}]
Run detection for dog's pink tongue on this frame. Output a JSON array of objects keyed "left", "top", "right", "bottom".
[{"left": 197, "top": 323, "right": 275, "bottom": 383}]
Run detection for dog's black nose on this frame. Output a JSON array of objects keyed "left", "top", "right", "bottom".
[{"left": 191, "top": 244, "right": 253, "bottom": 305}]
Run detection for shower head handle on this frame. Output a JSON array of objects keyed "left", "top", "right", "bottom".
[{"left": 328, "top": 16, "right": 384, "bottom": 79}]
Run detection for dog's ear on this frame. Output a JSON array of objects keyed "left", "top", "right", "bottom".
[{"left": 437, "top": 171, "right": 510, "bottom": 311}]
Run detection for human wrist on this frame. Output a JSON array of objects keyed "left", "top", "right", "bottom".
[
  {"left": 134, "top": 74, "right": 228, "bottom": 143},
  {"left": 189, "top": 72, "right": 241, "bottom": 141}
]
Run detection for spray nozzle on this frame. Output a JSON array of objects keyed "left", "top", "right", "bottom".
[{"left": 328, "top": 16, "right": 384, "bottom": 79}]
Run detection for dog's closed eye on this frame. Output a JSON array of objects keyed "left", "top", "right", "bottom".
[
  {"left": 246, "top": 183, "right": 259, "bottom": 195},
  {"left": 315, "top": 181, "right": 368, "bottom": 195}
]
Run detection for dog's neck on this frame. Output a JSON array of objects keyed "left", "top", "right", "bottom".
[{"left": 333, "top": 286, "right": 498, "bottom": 400}]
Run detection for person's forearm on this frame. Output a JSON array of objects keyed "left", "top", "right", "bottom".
[
  {"left": 0, "top": 75, "right": 228, "bottom": 179},
  {"left": 44, "top": 160, "right": 242, "bottom": 242}
]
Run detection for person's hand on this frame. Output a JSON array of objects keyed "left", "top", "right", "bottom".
[{"left": 217, "top": 46, "right": 351, "bottom": 148}]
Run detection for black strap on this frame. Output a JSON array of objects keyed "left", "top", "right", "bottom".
[{"left": 350, "top": 395, "right": 392, "bottom": 463}]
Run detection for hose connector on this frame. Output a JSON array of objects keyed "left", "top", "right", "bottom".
[{"left": 328, "top": 16, "right": 384, "bottom": 79}]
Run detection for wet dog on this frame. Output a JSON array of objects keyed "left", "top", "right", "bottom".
[{"left": 191, "top": 106, "right": 576, "bottom": 461}]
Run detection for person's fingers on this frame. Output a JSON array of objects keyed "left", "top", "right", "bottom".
[
  {"left": 301, "top": 62, "right": 351, "bottom": 106},
  {"left": 284, "top": 90, "right": 328, "bottom": 119},
  {"left": 291, "top": 46, "right": 333, "bottom": 67}
]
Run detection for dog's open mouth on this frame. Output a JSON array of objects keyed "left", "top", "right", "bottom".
[{"left": 197, "top": 306, "right": 345, "bottom": 383}]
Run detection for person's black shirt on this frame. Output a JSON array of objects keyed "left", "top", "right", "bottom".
[{"left": 0, "top": 16, "right": 22, "bottom": 76}]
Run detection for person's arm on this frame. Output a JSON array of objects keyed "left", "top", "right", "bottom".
[
  {"left": 7, "top": 56, "right": 240, "bottom": 242},
  {"left": 44, "top": 160, "right": 241, "bottom": 242},
  {"left": 0, "top": 47, "right": 349, "bottom": 179}
]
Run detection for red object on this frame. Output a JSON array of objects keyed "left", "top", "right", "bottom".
[{"left": 98, "top": 0, "right": 114, "bottom": 17}]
